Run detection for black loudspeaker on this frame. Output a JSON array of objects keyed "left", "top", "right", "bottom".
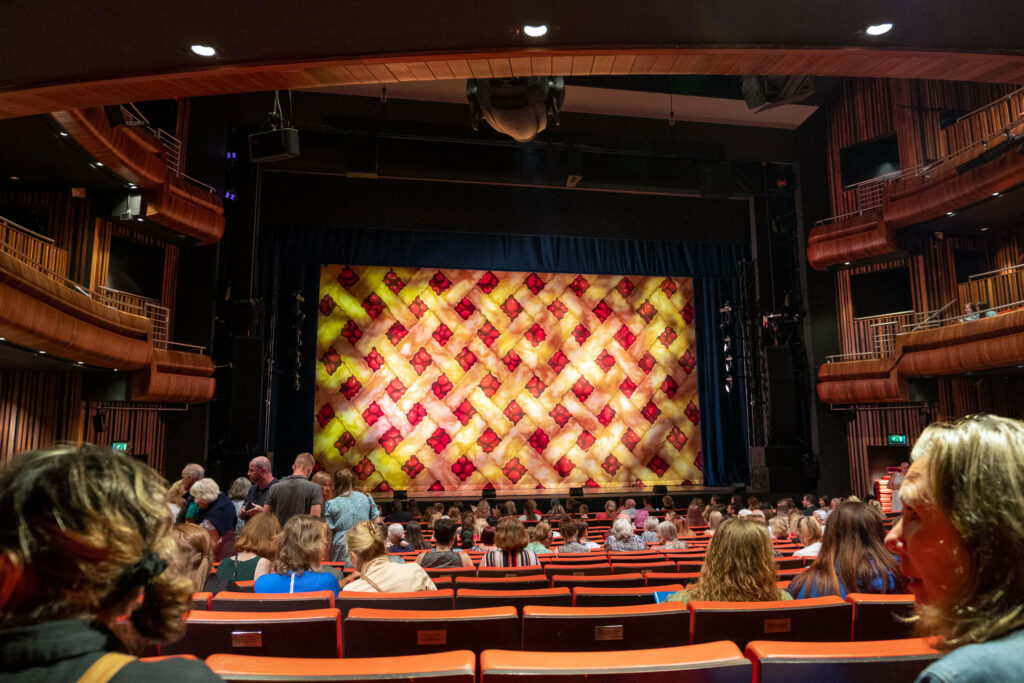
[
  {"left": 393, "top": 489, "right": 408, "bottom": 500},
  {"left": 652, "top": 485, "right": 667, "bottom": 495},
  {"left": 764, "top": 346, "right": 797, "bottom": 445},
  {"left": 228, "top": 336, "right": 264, "bottom": 447},
  {"left": 482, "top": 487, "right": 497, "bottom": 499},
  {"left": 92, "top": 411, "right": 107, "bottom": 434},
  {"left": 569, "top": 487, "right": 584, "bottom": 498}
]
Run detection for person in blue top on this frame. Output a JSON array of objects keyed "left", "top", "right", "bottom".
[
  {"left": 885, "top": 414, "right": 1024, "bottom": 683},
  {"left": 324, "top": 468, "right": 380, "bottom": 563},
  {"left": 787, "top": 500, "right": 905, "bottom": 599},
  {"left": 255, "top": 515, "right": 342, "bottom": 596}
]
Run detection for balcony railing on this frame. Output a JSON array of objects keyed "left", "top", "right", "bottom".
[
  {"left": 0, "top": 215, "right": 69, "bottom": 277},
  {"left": 118, "top": 103, "right": 216, "bottom": 195},
  {"left": 97, "top": 286, "right": 169, "bottom": 344}
]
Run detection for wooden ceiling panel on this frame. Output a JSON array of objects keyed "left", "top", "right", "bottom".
[
  {"left": 467, "top": 59, "right": 493, "bottom": 79},
  {"left": 551, "top": 55, "right": 574, "bottom": 76},
  {"left": 487, "top": 58, "right": 513, "bottom": 79},
  {"left": 446, "top": 60, "right": 475, "bottom": 79},
  {"left": 509, "top": 57, "right": 533, "bottom": 77}
]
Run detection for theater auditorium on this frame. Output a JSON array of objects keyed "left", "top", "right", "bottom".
[{"left": 2, "top": 3, "right": 1024, "bottom": 680}]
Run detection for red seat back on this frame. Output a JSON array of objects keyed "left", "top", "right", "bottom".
[
  {"left": 334, "top": 589, "right": 454, "bottom": 620},
  {"left": 455, "top": 587, "right": 572, "bottom": 612},
  {"left": 689, "top": 596, "right": 853, "bottom": 650},
  {"left": 551, "top": 573, "right": 646, "bottom": 590},
  {"left": 162, "top": 608, "right": 342, "bottom": 658},
  {"left": 208, "top": 650, "right": 476, "bottom": 682},
  {"left": 210, "top": 590, "right": 334, "bottom": 612},
  {"left": 344, "top": 607, "right": 519, "bottom": 658},
  {"left": 522, "top": 603, "right": 689, "bottom": 651},
  {"left": 746, "top": 637, "right": 941, "bottom": 682},
  {"left": 573, "top": 584, "right": 684, "bottom": 607},
  {"left": 845, "top": 593, "right": 917, "bottom": 641}
]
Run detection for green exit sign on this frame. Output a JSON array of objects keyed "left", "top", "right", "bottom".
[
  {"left": 887, "top": 434, "right": 907, "bottom": 445},
  {"left": 112, "top": 441, "right": 130, "bottom": 452}
]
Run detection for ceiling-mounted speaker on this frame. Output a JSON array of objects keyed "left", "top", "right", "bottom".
[
  {"left": 249, "top": 128, "right": 300, "bottom": 163},
  {"left": 569, "top": 487, "right": 584, "bottom": 498}
]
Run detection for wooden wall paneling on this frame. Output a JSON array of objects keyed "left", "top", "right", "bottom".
[
  {"left": 845, "top": 406, "right": 926, "bottom": 494},
  {"left": 89, "top": 218, "right": 113, "bottom": 289},
  {"left": 0, "top": 371, "right": 85, "bottom": 464},
  {"left": 0, "top": 217, "right": 69, "bottom": 276},
  {"left": 83, "top": 401, "right": 167, "bottom": 473},
  {"left": 0, "top": 190, "right": 94, "bottom": 283},
  {"left": 162, "top": 244, "right": 179, "bottom": 333},
  {"left": 936, "top": 376, "right": 1024, "bottom": 423}
]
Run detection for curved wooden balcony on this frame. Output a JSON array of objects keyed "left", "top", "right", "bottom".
[
  {"left": 816, "top": 357, "right": 908, "bottom": 404},
  {"left": 52, "top": 108, "right": 167, "bottom": 187},
  {"left": 896, "top": 308, "right": 1024, "bottom": 376},
  {"left": 130, "top": 347, "right": 216, "bottom": 403},
  {"left": 145, "top": 174, "right": 225, "bottom": 245},
  {"left": 806, "top": 210, "right": 895, "bottom": 271},
  {"left": 0, "top": 247, "right": 152, "bottom": 369}
]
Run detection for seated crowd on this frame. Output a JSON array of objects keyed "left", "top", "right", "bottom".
[{"left": 1, "top": 412, "right": 1022, "bottom": 681}]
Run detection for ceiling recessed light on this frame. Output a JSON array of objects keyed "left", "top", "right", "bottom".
[
  {"left": 95, "top": 162, "right": 104, "bottom": 167},
  {"left": 136, "top": 217, "right": 144, "bottom": 222},
  {"left": 58, "top": 131, "right": 69, "bottom": 137},
  {"left": 981, "top": 227, "right": 990, "bottom": 231},
  {"left": 128, "top": 183, "right": 137, "bottom": 189},
  {"left": 866, "top": 23, "right": 893, "bottom": 36},
  {"left": 0, "top": 337, "right": 5, "bottom": 341},
  {"left": 113, "top": 369, "right": 119, "bottom": 372},
  {"left": 9, "top": 175, "right": 18, "bottom": 181},
  {"left": 38, "top": 351, "right": 46, "bottom": 355},
  {"left": 76, "top": 361, "right": 84, "bottom": 366},
  {"left": 992, "top": 192, "right": 1001, "bottom": 197},
  {"left": 947, "top": 211, "right": 956, "bottom": 217},
  {"left": 191, "top": 44, "right": 216, "bottom": 57},
  {"left": 523, "top": 24, "right": 548, "bottom": 37}
]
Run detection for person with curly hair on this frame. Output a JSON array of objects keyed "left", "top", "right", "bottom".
[
  {"left": 0, "top": 444, "right": 220, "bottom": 680},
  {"left": 886, "top": 414, "right": 1024, "bottom": 682},
  {"left": 667, "top": 518, "right": 789, "bottom": 606}
]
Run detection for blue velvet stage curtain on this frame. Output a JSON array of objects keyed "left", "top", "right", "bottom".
[{"left": 283, "top": 227, "right": 749, "bottom": 487}]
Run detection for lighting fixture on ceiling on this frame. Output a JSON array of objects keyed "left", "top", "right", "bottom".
[
  {"left": 947, "top": 211, "right": 956, "bottom": 217},
  {"left": 981, "top": 227, "right": 990, "bottom": 231},
  {"left": 844, "top": 261, "right": 851, "bottom": 265},
  {"left": 992, "top": 192, "right": 1001, "bottom": 197},
  {"left": 10, "top": 176, "right": 19, "bottom": 181},
  {"left": 866, "top": 23, "right": 893, "bottom": 36},
  {"left": 523, "top": 24, "right": 548, "bottom": 38},
  {"left": 58, "top": 131, "right": 68, "bottom": 137},
  {"left": 39, "top": 351, "right": 46, "bottom": 355},
  {"left": 76, "top": 361, "right": 84, "bottom": 366},
  {"left": 191, "top": 44, "right": 216, "bottom": 57}
]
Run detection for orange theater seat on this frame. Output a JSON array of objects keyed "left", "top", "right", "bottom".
[
  {"left": 746, "top": 637, "right": 941, "bottom": 682},
  {"left": 425, "top": 567, "right": 477, "bottom": 580},
  {"left": 191, "top": 592, "right": 212, "bottom": 610},
  {"left": 775, "top": 557, "right": 805, "bottom": 570},
  {"left": 210, "top": 590, "right": 334, "bottom": 612},
  {"left": 455, "top": 587, "right": 572, "bottom": 612},
  {"left": 547, "top": 552, "right": 606, "bottom": 563},
  {"left": 573, "top": 584, "right": 684, "bottom": 607},
  {"left": 480, "top": 642, "right": 750, "bottom": 682},
  {"left": 477, "top": 565, "right": 545, "bottom": 578},
  {"left": 455, "top": 575, "right": 551, "bottom": 591},
  {"left": 343, "top": 606, "right": 519, "bottom": 658},
  {"left": 551, "top": 573, "right": 646, "bottom": 590},
  {"left": 688, "top": 596, "right": 853, "bottom": 649},
  {"left": 543, "top": 563, "right": 612, "bottom": 579},
  {"left": 334, "top": 589, "right": 454, "bottom": 620},
  {"left": 647, "top": 572, "right": 701, "bottom": 587},
  {"left": 603, "top": 552, "right": 660, "bottom": 563},
  {"left": 521, "top": 603, "right": 688, "bottom": 651},
  {"left": 676, "top": 561, "right": 706, "bottom": 573},
  {"left": 610, "top": 561, "right": 676, "bottom": 574},
  {"left": 845, "top": 593, "right": 917, "bottom": 641},
  {"left": 161, "top": 608, "right": 342, "bottom": 658},
  {"left": 208, "top": 650, "right": 476, "bottom": 682}
]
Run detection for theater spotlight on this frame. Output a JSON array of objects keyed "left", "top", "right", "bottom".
[
  {"left": 723, "top": 335, "right": 733, "bottom": 354},
  {"left": 724, "top": 376, "right": 734, "bottom": 393},
  {"left": 724, "top": 354, "right": 733, "bottom": 373}
]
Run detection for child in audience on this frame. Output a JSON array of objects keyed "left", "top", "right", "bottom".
[
  {"left": 787, "top": 501, "right": 905, "bottom": 598},
  {"left": 345, "top": 521, "right": 436, "bottom": 592},
  {"left": 525, "top": 521, "right": 554, "bottom": 555},
  {"left": 885, "top": 414, "right": 1024, "bottom": 682},
  {"left": 255, "top": 515, "right": 342, "bottom": 596},
  {"left": 667, "top": 518, "right": 789, "bottom": 606},
  {"left": 0, "top": 444, "right": 220, "bottom": 680}
]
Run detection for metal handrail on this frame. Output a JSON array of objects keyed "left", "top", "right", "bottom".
[
  {"left": 118, "top": 104, "right": 217, "bottom": 195},
  {"left": 825, "top": 351, "right": 885, "bottom": 362},
  {"left": 159, "top": 340, "right": 208, "bottom": 354},
  {"left": 896, "top": 298, "right": 1024, "bottom": 333},
  {"left": 906, "top": 300, "right": 958, "bottom": 332},
  {"left": 968, "top": 262, "right": 1024, "bottom": 281},
  {"left": 955, "top": 86, "right": 1024, "bottom": 124}
]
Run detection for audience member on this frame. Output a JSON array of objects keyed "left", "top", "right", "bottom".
[
  {"left": 564, "top": 497, "right": 579, "bottom": 515},
  {"left": 227, "top": 476, "right": 251, "bottom": 532},
  {"left": 548, "top": 502, "right": 566, "bottom": 525},
  {"left": 472, "top": 525, "right": 498, "bottom": 553},
  {"left": 556, "top": 519, "right": 589, "bottom": 553},
  {"left": 801, "top": 493, "right": 817, "bottom": 516},
  {"left": 255, "top": 515, "right": 341, "bottom": 595},
  {"left": 812, "top": 508, "right": 829, "bottom": 529},
  {"left": 768, "top": 516, "right": 789, "bottom": 541},
  {"left": 240, "top": 455, "right": 276, "bottom": 522},
  {"left": 640, "top": 516, "right": 660, "bottom": 543},
  {"left": 656, "top": 520, "right": 688, "bottom": 549},
  {"left": 525, "top": 521, "right": 554, "bottom": 555},
  {"left": 661, "top": 494, "right": 677, "bottom": 511},
  {"left": 707, "top": 510, "right": 724, "bottom": 536},
  {"left": 0, "top": 445, "right": 220, "bottom": 679},
  {"left": 667, "top": 518, "right": 789, "bottom": 606},
  {"left": 605, "top": 517, "right": 647, "bottom": 552},
  {"left": 189, "top": 477, "right": 237, "bottom": 561},
  {"left": 311, "top": 470, "right": 333, "bottom": 505},
  {"left": 265, "top": 452, "right": 322, "bottom": 525},
  {"left": 171, "top": 523, "right": 213, "bottom": 592},
  {"left": 386, "top": 523, "right": 411, "bottom": 553},
  {"left": 962, "top": 302, "right": 979, "bottom": 321},
  {"left": 324, "top": 468, "right": 380, "bottom": 563},
  {"left": 621, "top": 498, "right": 638, "bottom": 520},
  {"left": 792, "top": 516, "right": 823, "bottom": 558},
  {"left": 788, "top": 501, "right": 905, "bottom": 598},
  {"left": 481, "top": 517, "right": 539, "bottom": 567},
  {"left": 884, "top": 414, "right": 1024, "bottom": 681},
  {"left": 634, "top": 506, "right": 650, "bottom": 531},
  {"left": 978, "top": 301, "right": 997, "bottom": 318},
  {"left": 404, "top": 520, "right": 431, "bottom": 550},
  {"left": 169, "top": 462, "right": 205, "bottom": 523},
  {"left": 890, "top": 461, "right": 909, "bottom": 513},
  {"left": 578, "top": 503, "right": 591, "bottom": 521},
  {"left": 597, "top": 499, "right": 617, "bottom": 520},
  {"left": 220, "top": 511, "right": 280, "bottom": 582},
  {"left": 384, "top": 499, "right": 414, "bottom": 524},
  {"left": 686, "top": 498, "right": 704, "bottom": 528},
  {"left": 416, "top": 518, "right": 473, "bottom": 568},
  {"left": 502, "top": 500, "right": 518, "bottom": 517},
  {"left": 344, "top": 521, "right": 436, "bottom": 592},
  {"left": 519, "top": 498, "right": 540, "bottom": 522}
]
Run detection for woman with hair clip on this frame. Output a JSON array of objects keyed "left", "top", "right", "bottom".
[
  {"left": 0, "top": 444, "right": 220, "bottom": 680},
  {"left": 170, "top": 523, "right": 214, "bottom": 592},
  {"left": 667, "top": 518, "right": 789, "bottom": 606},
  {"left": 344, "top": 521, "right": 436, "bottom": 592},
  {"left": 787, "top": 500, "right": 905, "bottom": 599},
  {"left": 885, "top": 414, "right": 1024, "bottom": 682},
  {"left": 323, "top": 468, "right": 380, "bottom": 563}
]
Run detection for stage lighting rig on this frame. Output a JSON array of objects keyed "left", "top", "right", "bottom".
[{"left": 466, "top": 76, "right": 565, "bottom": 142}]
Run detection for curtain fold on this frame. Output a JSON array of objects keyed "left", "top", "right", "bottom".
[{"left": 283, "top": 226, "right": 749, "bottom": 487}]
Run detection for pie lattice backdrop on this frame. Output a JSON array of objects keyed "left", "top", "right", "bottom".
[{"left": 314, "top": 265, "right": 702, "bottom": 493}]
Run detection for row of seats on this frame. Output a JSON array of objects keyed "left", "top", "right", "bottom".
[
  {"left": 165, "top": 593, "right": 917, "bottom": 658},
  {"left": 198, "top": 638, "right": 942, "bottom": 682}
]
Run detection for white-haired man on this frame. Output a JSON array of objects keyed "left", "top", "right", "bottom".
[{"left": 169, "top": 463, "right": 205, "bottom": 523}]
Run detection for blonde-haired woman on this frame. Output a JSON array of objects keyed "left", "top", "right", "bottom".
[
  {"left": 311, "top": 470, "right": 333, "bottom": 505},
  {"left": 255, "top": 515, "right": 341, "bottom": 595},
  {"left": 885, "top": 414, "right": 1024, "bottom": 680},
  {"left": 656, "top": 520, "right": 687, "bottom": 549},
  {"left": 344, "top": 521, "right": 436, "bottom": 592},
  {"left": 525, "top": 521, "right": 554, "bottom": 555},
  {"left": 667, "top": 518, "right": 789, "bottom": 606},
  {"left": 0, "top": 444, "right": 220, "bottom": 679},
  {"left": 792, "top": 515, "right": 822, "bottom": 558},
  {"left": 217, "top": 511, "right": 280, "bottom": 582},
  {"left": 170, "top": 523, "right": 213, "bottom": 592},
  {"left": 597, "top": 499, "right": 617, "bottom": 520}
]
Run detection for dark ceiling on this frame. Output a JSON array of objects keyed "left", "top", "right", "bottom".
[{"left": 5, "top": 2, "right": 1024, "bottom": 92}]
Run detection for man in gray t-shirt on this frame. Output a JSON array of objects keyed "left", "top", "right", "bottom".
[{"left": 265, "top": 452, "right": 323, "bottom": 526}]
